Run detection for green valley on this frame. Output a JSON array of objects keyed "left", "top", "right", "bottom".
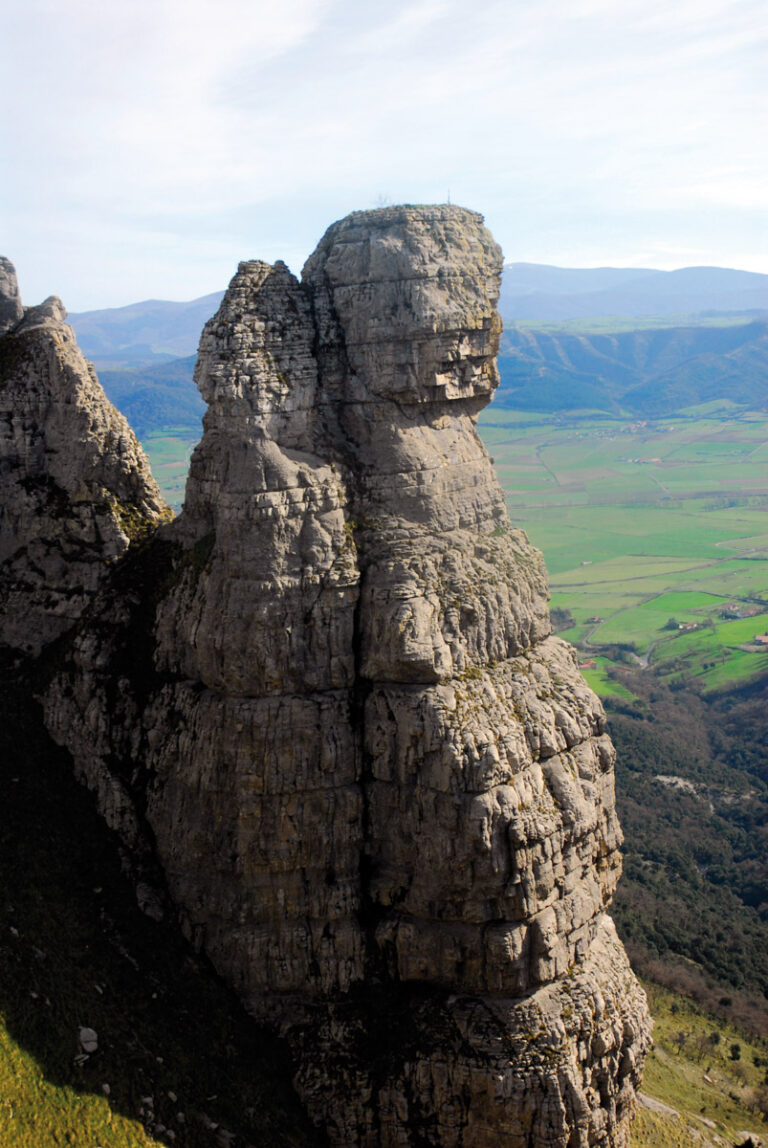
[{"left": 478, "top": 407, "right": 768, "bottom": 694}]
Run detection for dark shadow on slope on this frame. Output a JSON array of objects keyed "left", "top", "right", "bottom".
[{"left": 0, "top": 655, "right": 323, "bottom": 1147}]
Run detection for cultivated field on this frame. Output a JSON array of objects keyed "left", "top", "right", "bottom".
[
  {"left": 141, "top": 428, "right": 200, "bottom": 511},
  {"left": 477, "top": 406, "right": 768, "bottom": 693}
]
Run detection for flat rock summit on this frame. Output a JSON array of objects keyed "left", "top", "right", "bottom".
[{"left": 0, "top": 206, "right": 652, "bottom": 1146}]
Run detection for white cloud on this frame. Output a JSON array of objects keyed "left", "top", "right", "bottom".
[{"left": 1, "top": 0, "right": 765, "bottom": 306}]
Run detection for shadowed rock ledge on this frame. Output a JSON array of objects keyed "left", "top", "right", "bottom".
[{"left": 2, "top": 207, "right": 652, "bottom": 1145}]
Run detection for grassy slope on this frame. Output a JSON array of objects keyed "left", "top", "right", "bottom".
[
  {"left": 0, "top": 672, "right": 320, "bottom": 1148},
  {"left": 631, "top": 983, "right": 768, "bottom": 1148}
]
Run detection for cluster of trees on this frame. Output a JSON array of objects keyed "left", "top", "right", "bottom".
[{"left": 605, "top": 669, "right": 768, "bottom": 1020}]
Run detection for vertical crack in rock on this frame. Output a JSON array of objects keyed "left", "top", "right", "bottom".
[{"left": 4, "top": 208, "right": 652, "bottom": 1146}]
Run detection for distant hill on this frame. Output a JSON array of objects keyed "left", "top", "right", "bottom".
[
  {"left": 496, "top": 319, "right": 768, "bottom": 414},
  {"left": 97, "top": 355, "right": 202, "bottom": 437},
  {"left": 64, "top": 263, "right": 768, "bottom": 432},
  {"left": 68, "top": 291, "right": 224, "bottom": 364},
  {"left": 499, "top": 263, "right": 768, "bottom": 321},
  {"left": 68, "top": 262, "right": 768, "bottom": 366}
]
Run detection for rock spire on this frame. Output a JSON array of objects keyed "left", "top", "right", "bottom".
[{"left": 6, "top": 208, "right": 651, "bottom": 1145}]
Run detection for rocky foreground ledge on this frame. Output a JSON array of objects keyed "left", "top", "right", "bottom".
[{"left": 1, "top": 207, "right": 652, "bottom": 1146}]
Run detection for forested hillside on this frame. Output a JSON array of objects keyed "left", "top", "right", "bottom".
[
  {"left": 496, "top": 320, "right": 768, "bottom": 413},
  {"left": 604, "top": 668, "right": 768, "bottom": 1031},
  {"left": 98, "top": 356, "right": 203, "bottom": 437}
]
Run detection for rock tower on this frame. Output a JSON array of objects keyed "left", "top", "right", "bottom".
[{"left": 3, "top": 207, "right": 652, "bottom": 1146}]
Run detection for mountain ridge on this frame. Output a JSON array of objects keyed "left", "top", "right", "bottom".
[
  {"left": 496, "top": 319, "right": 768, "bottom": 413},
  {"left": 67, "top": 262, "right": 768, "bottom": 367},
  {"left": 499, "top": 264, "right": 768, "bottom": 322},
  {"left": 65, "top": 262, "right": 768, "bottom": 431},
  {"left": 69, "top": 290, "right": 225, "bottom": 362},
  {"left": 75, "top": 316, "right": 768, "bottom": 436}
]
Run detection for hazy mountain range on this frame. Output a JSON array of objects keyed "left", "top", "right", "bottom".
[
  {"left": 66, "top": 262, "right": 768, "bottom": 428},
  {"left": 70, "top": 262, "right": 768, "bottom": 363},
  {"left": 498, "top": 263, "right": 768, "bottom": 321},
  {"left": 69, "top": 291, "right": 225, "bottom": 364}
]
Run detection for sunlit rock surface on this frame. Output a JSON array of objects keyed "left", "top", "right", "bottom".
[
  {"left": 27, "top": 207, "right": 650, "bottom": 1145},
  {"left": 0, "top": 260, "right": 168, "bottom": 655}
]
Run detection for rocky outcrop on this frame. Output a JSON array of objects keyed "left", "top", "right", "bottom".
[
  {"left": 0, "top": 266, "right": 169, "bottom": 655},
  {"left": 24, "top": 207, "right": 650, "bottom": 1144},
  {"left": 0, "top": 257, "right": 24, "bottom": 335}
]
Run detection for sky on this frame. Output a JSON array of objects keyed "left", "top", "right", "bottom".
[{"left": 2, "top": 0, "right": 766, "bottom": 310}]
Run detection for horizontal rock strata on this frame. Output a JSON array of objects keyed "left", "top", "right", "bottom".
[{"left": 14, "top": 207, "right": 651, "bottom": 1144}]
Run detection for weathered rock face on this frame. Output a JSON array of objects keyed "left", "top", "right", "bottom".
[
  {"left": 0, "top": 267, "right": 169, "bottom": 655},
  {"left": 33, "top": 206, "right": 651, "bottom": 1145},
  {"left": 0, "top": 257, "right": 24, "bottom": 335}
]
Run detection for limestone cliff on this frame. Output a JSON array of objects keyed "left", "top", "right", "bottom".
[
  {"left": 0, "top": 260, "right": 169, "bottom": 655},
  {"left": 9, "top": 208, "right": 650, "bottom": 1145}
]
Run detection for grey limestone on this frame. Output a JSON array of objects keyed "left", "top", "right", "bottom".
[
  {"left": 0, "top": 256, "right": 23, "bottom": 336},
  {"left": 0, "top": 267, "right": 169, "bottom": 655},
  {"left": 4, "top": 209, "right": 651, "bottom": 1145}
]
